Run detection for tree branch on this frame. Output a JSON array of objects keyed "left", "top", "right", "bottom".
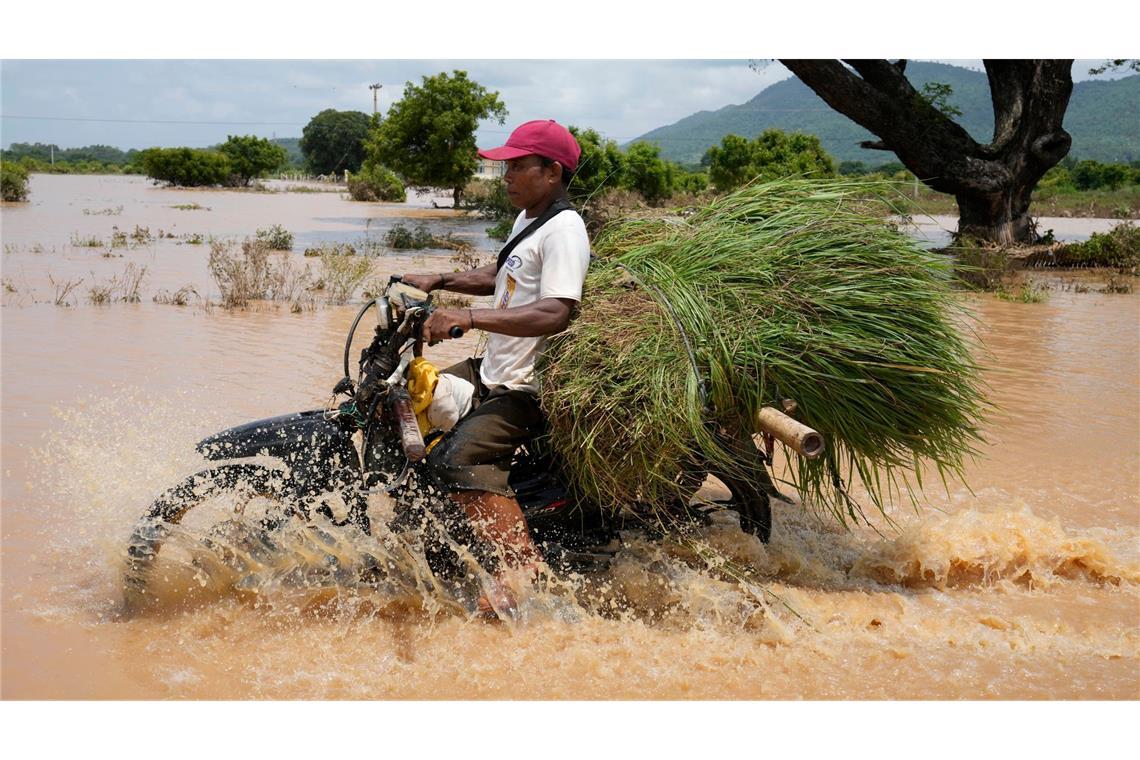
[{"left": 780, "top": 59, "right": 982, "bottom": 191}]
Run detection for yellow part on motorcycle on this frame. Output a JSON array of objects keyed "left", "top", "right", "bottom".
[{"left": 406, "top": 357, "right": 439, "bottom": 435}]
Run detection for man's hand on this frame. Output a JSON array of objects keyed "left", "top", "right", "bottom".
[
  {"left": 401, "top": 273, "right": 442, "bottom": 293},
  {"left": 424, "top": 307, "right": 473, "bottom": 344}
]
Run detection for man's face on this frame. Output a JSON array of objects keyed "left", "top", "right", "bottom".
[{"left": 503, "top": 155, "right": 559, "bottom": 212}]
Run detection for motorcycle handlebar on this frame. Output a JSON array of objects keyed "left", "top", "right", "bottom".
[{"left": 449, "top": 326, "right": 464, "bottom": 339}]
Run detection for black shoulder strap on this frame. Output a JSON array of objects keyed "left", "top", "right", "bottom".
[{"left": 496, "top": 198, "right": 575, "bottom": 272}]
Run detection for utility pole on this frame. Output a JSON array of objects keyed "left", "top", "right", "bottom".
[{"left": 369, "top": 83, "right": 382, "bottom": 117}]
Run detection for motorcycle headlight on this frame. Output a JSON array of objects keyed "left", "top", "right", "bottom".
[{"left": 376, "top": 297, "right": 392, "bottom": 331}]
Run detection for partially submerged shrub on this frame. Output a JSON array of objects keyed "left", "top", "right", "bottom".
[
  {"left": 70, "top": 232, "right": 104, "bottom": 248},
  {"left": 303, "top": 242, "right": 356, "bottom": 258},
  {"left": 995, "top": 282, "right": 1049, "bottom": 303},
  {"left": 49, "top": 275, "right": 83, "bottom": 306},
  {"left": 140, "top": 147, "right": 231, "bottom": 187},
  {"left": 1050, "top": 223, "right": 1139, "bottom": 271},
  {"left": 1, "top": 160, "right": 30, "bottom": 202},
  {"left": 316, "top": 250, "right": 373, "bottom": 305},
  {"left": 347, "top": 163, "right": 405, "bottom": 202},
  {"left": 208, "top": 239, "right": 312, "bottom": 309},
  {"left": 153, "top": 285, "right": 200, "bottom": 306},
  {"left": 255, "top": 224, "right": 294, "bottom": 251},
  {"left": 384, "top": 222, "right": 470, "bottom": 251}
]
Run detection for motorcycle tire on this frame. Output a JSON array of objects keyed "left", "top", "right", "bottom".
[{"left": 123, "top": 463, "right": 292, "bottom": 615}]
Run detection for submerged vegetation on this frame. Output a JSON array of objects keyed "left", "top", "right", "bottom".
[
  {"left": 383, "top": 222, "right": 470, "bottom": 251},
  {"left": 948, "top": 222, "right": 1139, "bottom": 296},
  {"left": 2, "top": 161, "right": 31, "bottom": 202},
  {"left": 539, "top": 179, "right": 987, "bottom": 526},
  {"left": 255, "top": 224, "right": 294, "bottom": 251},
  {"left": 207, "top": 239, "right": 311, "bottom": 310}
]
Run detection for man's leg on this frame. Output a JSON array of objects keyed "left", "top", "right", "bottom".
[
  {"left": 425, "top": 385, "right": 547, "bottom": 615},
  {"left": 449, "top": 490, "right": 542, "bottom": 570}
]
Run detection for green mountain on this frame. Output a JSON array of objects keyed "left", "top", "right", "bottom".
[
  {"left": 631, "top": 62, "right": 1139, "bottom": 166},
  {"left": 271, "top": 137, "right": 304, "bottom": 168}
]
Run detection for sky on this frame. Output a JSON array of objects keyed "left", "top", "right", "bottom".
[
  {"left": 0, "top": 59, "right": 1128, "bottom": 153},
  {"left": 0, "top": 60, "right": 787, "bottom": 151}
]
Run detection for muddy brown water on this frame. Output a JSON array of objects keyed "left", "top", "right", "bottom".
[{"left": 2, "top": 174, "right": 1137, "bottom": 699}]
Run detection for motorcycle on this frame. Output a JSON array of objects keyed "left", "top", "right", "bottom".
[{"left": 123, "top": 277, "right": 780, "bottom": 614}]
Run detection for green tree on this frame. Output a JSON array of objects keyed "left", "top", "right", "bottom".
[
  {"left": 704, "top": 130, "right": 835, "bottom": 192},
  {"left": 674, "top": 170, "right": 709, "bottom": 194},
  {"left": 703, "top": 134, "right": 754, "bottom": 191},
  {"left": 299, "top": 109, "right": 372, "bottom": 175},
  {"left": 621, "top": 141, "right": 675, "bottom": 203},
  {"left": 369, "top": 70, "right": 507, "bottom": 206},
  {"left": 140, "top": 147, "right": 231, "bottom": 187},
  {"left": 218, "top": 135, "right": 288, "bottom": 186},
  {"left": 347, "top": 162, "right": 406, "bottom": 202},
  {"left": 567, "top": 126, "right": 625, "bottom": 203},
  {"left": 1, "top": 160, "right": 31, "bottom": 201}
]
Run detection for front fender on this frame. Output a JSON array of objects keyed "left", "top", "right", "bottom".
[{"left": 197, "top": 410, "right": 355, "bottom": 466}]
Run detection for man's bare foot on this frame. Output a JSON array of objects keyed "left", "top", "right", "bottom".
[
  {"left": 476, "top": 575, "right": 518, "bottom": 620},
  {"left": 474, "top": 563, "right": 547, "bottom": 621}
]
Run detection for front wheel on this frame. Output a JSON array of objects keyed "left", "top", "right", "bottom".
[{"left": 123, "top": 464, "right": 294, "bottom": 614}]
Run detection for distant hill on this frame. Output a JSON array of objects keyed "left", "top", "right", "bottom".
[
  {"left": 631, "top": 62, "right": 1139, "bottom": 166},
  {"left": 271, "top": 137, "right": 304, "bottom": 168}
]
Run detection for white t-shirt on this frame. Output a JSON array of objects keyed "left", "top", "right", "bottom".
[{"left": 479, "top": 208, "right": 591, "bottom": 394}]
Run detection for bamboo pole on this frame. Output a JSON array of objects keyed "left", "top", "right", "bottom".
[{"left": 756, "top": 406, "right": 825, "bottom": 459}]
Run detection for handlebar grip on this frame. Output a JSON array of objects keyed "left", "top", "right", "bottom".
[{"left": 449, "top": 326, "right": 464, "bottom": 339}]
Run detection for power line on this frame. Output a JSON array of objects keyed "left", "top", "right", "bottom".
[{"left": 1, "top": 114, "right": 305, "bottom": 127}]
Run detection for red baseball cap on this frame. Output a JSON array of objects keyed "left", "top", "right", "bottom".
[{"left": 478, "top": 119, "right": 581, "bottom": 172}]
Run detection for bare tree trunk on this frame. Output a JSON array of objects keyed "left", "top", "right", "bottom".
[{"left": 780, "top": 59, "right": 1074, "bottom": 244}]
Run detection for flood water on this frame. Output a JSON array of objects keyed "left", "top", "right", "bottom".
[{"left": 2, "top": 174, "right": 1138, "bottom": 699}]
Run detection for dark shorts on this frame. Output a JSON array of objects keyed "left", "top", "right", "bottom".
[{"left": 425, "top": 358, "right": 545, "bottom": 497}]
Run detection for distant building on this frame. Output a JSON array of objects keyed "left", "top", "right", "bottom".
[{"left": 474, "top": 156, "right": 506, "bottom": 180}]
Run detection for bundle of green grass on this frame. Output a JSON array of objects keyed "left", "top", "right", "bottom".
[{"left": 536, "top": 179, "right": 986, "bottom": 525}]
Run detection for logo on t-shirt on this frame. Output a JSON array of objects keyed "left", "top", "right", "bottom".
[{"left": 504, "top": 255, "right": 523, "bottom": 271}]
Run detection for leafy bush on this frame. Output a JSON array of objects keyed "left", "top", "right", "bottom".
[
  {"left": 140, "top": 147, "right": 232, "bottom": 187},
  {"left": 463, "top": 178, "right": 516, "bottom": 240},
  {"left": 347, "top": 163, "right": 405, "bottom": 202},
  {"left": 1053, "top": 223, "right": 1139, "bottom": 270},
  {"left": 1, "top": 161, "right": 30, "bottom": 201},
  {"left": 704, "top": 130, "right": 836, "bottom": 192},
  {"left": 384, "top": 222, "right": 470, "bottom": 251},
  {"left": 218, "top": 135, "right": 288, "bottom": 186},
  {"left": 567, "top": 126, "right": 626, "bottom": 203},
  {"left": 621, "top": 142, "right": 676, "bottom": 203},
  {"left": 303, "top": 242, "right": 356, "bottom": 258},
  {"left": 486, "top": 218, "right": 514, "bottom": 241},
  {"left": 255, "top": 224, "right": 294, "bottom": 251},
  {"left": 995, "top": 282, "right": 1049, "bottom": 303}
]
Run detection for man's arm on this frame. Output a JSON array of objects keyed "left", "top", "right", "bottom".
[
  {"left": 424, "top": 298, "right": 575, "bottom": 344},
  {"left": 402, "top": 263, "right": 497, "bottom": 297}
]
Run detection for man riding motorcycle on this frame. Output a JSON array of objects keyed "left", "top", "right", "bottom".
[{"left": 401, "top": 119, "right": 589, "bottom": 616}]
